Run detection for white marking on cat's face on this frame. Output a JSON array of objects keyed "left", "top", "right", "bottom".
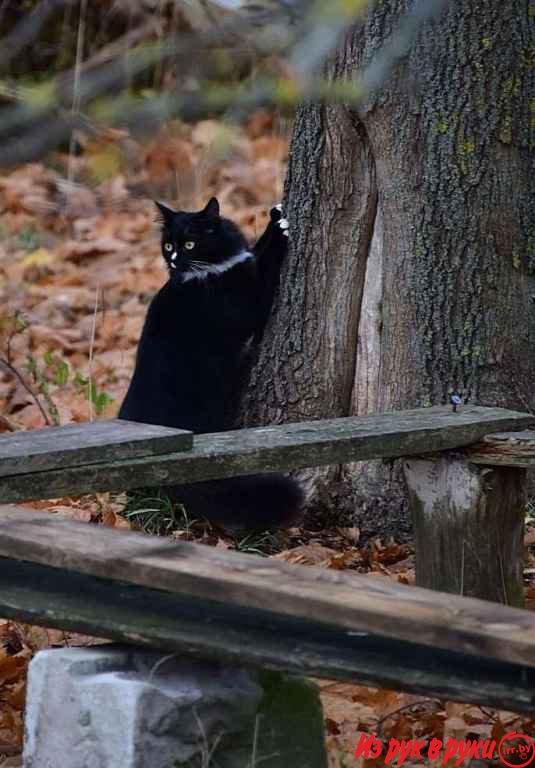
[
  {"left": 171, "top": 252, "right": 177, "bottom": 261},
  {"left": 180, "top": 250, "right": 253, "bottom": 283}
]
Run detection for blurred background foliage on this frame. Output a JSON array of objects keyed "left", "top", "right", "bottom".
[
  {"left": 0, "top": 0, "right": 449, "bottom": 168},
  {"left": 0, "top": 0, "right": 355, "bottom": 165}
]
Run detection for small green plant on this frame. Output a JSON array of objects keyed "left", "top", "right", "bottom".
[
  {"left": 17, "top": 225, "right": 43, "bottom": 252},
  {"left": 74, "top": 371, "right": 114, "bottom": 416},
  {"left": 43, "top": 351, "right": 70, "bottom": 386},
  {"left": 0, "top": 311, "right": 115, "bottom": 426},
  {"left": 233, "top": 530, "right": 279, "bottom": 557},
  {"left": 124, "top": 490, "right": 194, "bottom": 536},
  {"left": 0, "top": 312, "right": 53, "bottom": 426},
  {"left": 25, "top": 354, "right": 60, "bottom": 424},
  {"left": 26, "top": 352, "right": 115, "bottom": 424}
]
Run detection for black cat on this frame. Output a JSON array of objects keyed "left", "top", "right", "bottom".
[{"left": 119, "top": 197, "right": 303, "bottom": 530}]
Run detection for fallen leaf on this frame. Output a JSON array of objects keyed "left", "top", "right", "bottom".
[
  {"left": 337, "top": 527, "right": 360, "bottom": 544},
  {"left": 21, "top": 248, "right": 55, "bottom": 269},
  {"left": 50, "top": 506, "right": 92, "bottom": 523},
  {"left": 58, "top": 237, "right": 126, "bottom": 263},
  {"left": 275, "top": 544, "right": 339, "bottom": 566},
  {"left": 0, "top": 656, "right": 26, "bottom": 686}
]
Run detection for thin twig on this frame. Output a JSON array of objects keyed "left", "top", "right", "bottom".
[
  {"left": 0, "top": 0, "right": 67, "bottom": 70},
  {"left": 5, "top": 322, "right": 16, "bottom": 367},
  {"left": 87, "top": 286, "right": 100, "bottom": 422},
  {"left": 68, "top": 0, "right": 87, "bottom": 183},
  {"left": 0, "top": 413, "right": 17, "bottom": 432},
  {"left": 460, "top": 538, "right": 465, "bottom": 596},
  {"left": 193, "top": 708, "right": 223, "bottom": 768},
  {"left": 250, "top": 714, "right": 260, "bottom": 768},
  {"left": 376, "top": 699, "right": 442, "bottom": 735},
  {"left": 0, "top": 358, "right": 51, "bottom": 426},
  {"left": 0, "top": 0, "right": 451, "bottom": 167}
]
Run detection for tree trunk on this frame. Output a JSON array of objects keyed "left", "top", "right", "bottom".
[{"left": 241, "top": 0, "right": 534, "bottom": 535}]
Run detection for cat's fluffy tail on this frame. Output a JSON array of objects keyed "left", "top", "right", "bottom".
[{"left": 167, "top": 474, "right": 304, "bottom": 531}]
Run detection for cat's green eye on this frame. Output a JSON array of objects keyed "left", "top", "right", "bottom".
[
  {"left": 164, "top": 243, "right": 173, "bottom": 252},
  {"left": 184, "top": 241, "right": 195, "bottom": 250}
]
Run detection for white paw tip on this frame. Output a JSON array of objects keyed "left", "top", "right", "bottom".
[
  {"left": 275, "top": 203, "right": 282, "bottom": 211},
  {"left": 279, "top": 218, "right": 289, "bottom": 229},
  {"left": 283, "top": 230, "right": 289, "bottom": 237}
]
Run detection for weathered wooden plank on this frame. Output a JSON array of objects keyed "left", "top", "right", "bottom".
[
  {"left": 1, "top": 406, "right": 533, "bottom": 502},
  {"left": 404, "top": 456, "right": 526, "bottom": 605},
  {"left": 467, "top": 431, "right": 535, "bottom": 467},
  {"left": 0, "top": 420, "right": 192, "bottom": 477},
  {"left": 1, "top": 506, "right": 535, "bottom": 669},
  {"left": 1, "top": 557, "right": 534, "bottom": 714}
]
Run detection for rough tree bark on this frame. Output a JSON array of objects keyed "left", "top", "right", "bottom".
[{"left": 241, "top": 1, "right": 534, "bottom": 536}]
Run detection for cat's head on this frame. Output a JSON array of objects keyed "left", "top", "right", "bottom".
[{"left": 155, "top": 197, "right": 249, "bottom": 281}]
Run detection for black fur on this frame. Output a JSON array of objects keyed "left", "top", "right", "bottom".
[
  {"left": 166, "top": 475, "right": 303, "bottom": 532},
  {"left": 119, "top": 198, "right": 303, "bottom": 530}
]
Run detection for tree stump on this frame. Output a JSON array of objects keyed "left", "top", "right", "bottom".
[{"left": 404, "top": 453, "right": 526, "bottom": 606}]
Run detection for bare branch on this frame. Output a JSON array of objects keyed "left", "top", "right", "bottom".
[
  {"left": 0, "top": 0, "right": 69, "bottom": 71},
  {"left": 0, "top": 0, "right": 451, "bottom": 168},
  {"left": 0, "top": 358, "right": 52, "bottom": 427}
]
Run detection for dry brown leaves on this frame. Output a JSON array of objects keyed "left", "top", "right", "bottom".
[
  {"left": 0, "top": 112, "right": 287, "bottom": 434},
  {"left": 322, "top": 682, "right": 535, "bottom": 768},
  {"left": 0, "top": 619, "right": 105, "bottom": 759}
]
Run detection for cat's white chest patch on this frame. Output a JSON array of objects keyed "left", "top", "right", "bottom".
[{"left": 180, "top": 250, "right": 253, "bottom": 283}]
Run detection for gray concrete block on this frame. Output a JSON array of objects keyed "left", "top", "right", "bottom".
[{"left": 23, "top": 645, "right": 327, "bottom": 768}]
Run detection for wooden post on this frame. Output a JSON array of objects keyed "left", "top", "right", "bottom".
[{"left": 404, "top": 454, "right": 526, "bottom": 606}]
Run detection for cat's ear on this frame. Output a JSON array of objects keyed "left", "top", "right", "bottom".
[
  {"left": 154, "top": 201, "right": 176, "bottom": 225},
  {"left": 202, "top": 197, "right": 220, "bottom": 218}
]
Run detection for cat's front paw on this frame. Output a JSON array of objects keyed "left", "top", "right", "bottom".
[{"left": 270, "top": 203, "right": 289, "bottom": 237}]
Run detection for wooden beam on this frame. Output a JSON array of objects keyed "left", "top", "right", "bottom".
[
  {"left": 0, "top": 419, "right": 192, "bottom": 477},
  {"left": 467, "top": 431, "right": 535, "bottom": 467},
  {"left": 1, "top": 406, "right": 533, "bottom": 502},
  {"left": 1, "top": 507, "right": 535, "bottom": 670},
  {"left": 1, "top": 557, "right": 534, "bottom": 714},
  {"left": 404, "top": 456, "right": 526, "bottom": 606}
]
